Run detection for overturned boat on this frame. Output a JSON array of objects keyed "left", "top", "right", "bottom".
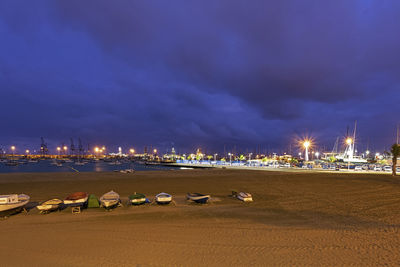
[
  {"left": 129, "top": 193, "right": 146, "bottom": 205},
  {"left": 100, "top": 190, "right": 120, "bottom": 209},
  {"left": 63, "top": 192, "right": 88, "bottom": 207},
  {"left": 186, "top": 193, "right": 210, "bottom": 204},
  {"left": 155, "top": 192, "right": 172, "bottom": 205},
  {"left": 36, "top": 199, "right": 63, "bottom": 213},
  {"left": 0, "top": 194, "right": 30, "bottom": 212}
]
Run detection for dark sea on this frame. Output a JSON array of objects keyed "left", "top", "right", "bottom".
[{"left": 0, "top": 160, "right": 178, "bottom": 173}]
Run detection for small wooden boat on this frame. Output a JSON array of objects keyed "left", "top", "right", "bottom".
[
  {"left": 155, "top": 192, "right": 172, "bottom": 205},
  {"left": 63, "top": 192, "right": 88, "bottom": 207},
  {"left": 186, "top": 193, "right": 210, "bottom": 204},
  {"left": 129, "top": 193, "right": 146, "bottom": 205},
  {"left": 100, "top": 190, "right": 120, "bottom": 209},
  {"left": 36, "top": 199, "right": 62, "bottom": 213},
  {"left": 0, "top": 194, "right": 30, "bottom": 212},
  {"left": 237, "top": 192, "right": 253, "bottom": 202}
]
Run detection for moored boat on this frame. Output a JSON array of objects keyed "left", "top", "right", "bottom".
[
  {"left": 155, "top": 192, "right": 172, "bottom": 205},
  {"left": 129, "top": 192, "right": 146, "bottom": 205},
  {"left": 0, "top": 194, "right": 30, "bottom": 212},
  {"left": 186, "top": 193, "right": 210, "bottom": 204},
  {"left": 36, "top": 199, "right": 62, "bottom": 213},
  {"left": 100, "top": 190, "right": 120, "bottom": 209},
  {"left": 63, "top": 192, "right": 88, "bottom": 207}
]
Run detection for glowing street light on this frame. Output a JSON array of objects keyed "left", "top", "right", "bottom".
[
  {"left": 214, "top": 153, "right": 218, "bottom": 161},
  {"left": 130, "top": 148, "right": 135, "bottom": 154},
  {"left": 303, "top": 140, "right": 311, "bottom": 161},
  {"left": 94, "top": 147, "right": 99, "bottom": 153},
  {"left": 228, "top": 153, "right": 232, "bottom": 165},
  {"left": 346, "top": 138, "right": 353, "bottom": 145},
  {"left": 153, "top": 149, "right": 157, "bottom": 154},
  {"left": 25, "top": 149, "right": 30, "bottom": 155},
  {"left": 315, "top": 152, "right": 320, "bottom": 159}
]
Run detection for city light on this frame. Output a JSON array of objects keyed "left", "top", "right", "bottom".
[
  {"left": 11, "top": 146, "right": 15, "bottom": 151},
  {"left": 57, "top": 147, "right": 61, "bottom": 151},
  {"left": 94, "top": 147, "right": 99, "bottom": 153},
  {"left": 25, "top": 149, "right": 30, "bottom": 154},
  {"left": 346, "top": 138, "right": 353, "bottom": 145},
  {"left": 303, "top": 140, "right": 311, "bottom": 148},
  {"left": 130, "top": 148, "right": 135, "bottom": 154}
]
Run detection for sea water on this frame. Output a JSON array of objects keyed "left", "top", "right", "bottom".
[{"left": 0, "top": 160, "right": 178, "bottom": 173}]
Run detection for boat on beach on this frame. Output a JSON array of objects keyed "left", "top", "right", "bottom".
[
  {"left": 36, "top": 199, "right": 63, "bottom": 213},
  {"left": 129, "top": 192, "right": 146, "bottom": 205},
  {"left": 100, "top": 190, "right": 120, "bottom": 209},
  {"left": 155, "top": 192, "right": 172, "bottom": 204},
  {"left": 186, "top": 193, "right": 210, "bottom": 204},
  {"left": 235, "top": 192, "right": 253, "bottom": 202},
  {"left": 63, "top": 192, "right": 88, "bottom": 207},
  {"left": 0, "top": 194, "right": 30, "bottom": 212}
]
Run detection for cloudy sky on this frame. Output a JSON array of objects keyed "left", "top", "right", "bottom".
[{"left": 0, "top": 1, "right": 399, "bottom": 154}]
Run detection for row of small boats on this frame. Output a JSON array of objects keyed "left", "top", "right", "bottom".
[{"left": 1, "top": 191, "right": 253, "bottom": 214}]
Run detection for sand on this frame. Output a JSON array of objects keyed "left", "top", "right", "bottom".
[{"left": 1, "top": 169, "right": 400, "bottom": 266}]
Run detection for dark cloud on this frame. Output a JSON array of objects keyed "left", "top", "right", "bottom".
[{"left": 0, "top": 1, "right": 399, "bottom": 154}]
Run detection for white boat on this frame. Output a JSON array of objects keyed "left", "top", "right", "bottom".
[
  {"left": 186, "top": 193, "right": 210, "bottom": 204},
  {"left": 155, "top": 192, "right": 172, "bottom": 204},
  {"left": 237, "top": 192, "right": 253, "bottom": 202},
  {"left": 63, "top": 192, "right": 89, "bottom": 207},
  {"left": 100, "top": 190, "right": 120, "bottom": 209},
  {"left": 0, "top": 194, "right": 30, "bottom": 212},
  {"left": 36, "top": 199, "right": 63, "bottom": 213}
]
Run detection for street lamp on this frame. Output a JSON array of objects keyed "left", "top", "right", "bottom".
[
  {"left": 10, "top": 146, "right": 15, "bottom": 159},
  {"left": 303, "top": 140, "right": 310, "bottom": 161},
  {"left": 228, "top": 153, "right": 232, "bottom": 165},
  {"left": 63, "top": 146, "right": 67, "bottom": 156},
  {"left": 315, "top": 152, "right": 319, "bottom": 159},
  {"left": 57, "top": 147, "right": 61, "bottom": 158},
  {"left": 25, "top": 149, "right": 30, "bottom": 155},
  {"left": 130, "top": 148, "right": 135, "bottom": 155}
]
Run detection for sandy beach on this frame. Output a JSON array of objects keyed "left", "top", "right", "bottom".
[{"left": 1, "top": 169, "right": 400, "bottom": 266}]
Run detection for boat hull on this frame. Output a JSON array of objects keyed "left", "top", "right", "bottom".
[
  {"left": 237, "top": 192, "right": 253, "bottom": 202},
  {"left": 187, "top": 194, "right": 210, "bottom": 204},
  {"left": 63, "top": 197, "right": 88, "bottom": 207},
  {"left": 100, "top": 199, "right": 120, "bottom": 209},
  {"left": 100, "top": 191, "right": 120, "bottom": 209},
  {"left": 130, "top": 198, "right": 146, "bottom": 205},
  {"left": 0, "top": 199, "right": 29, "bottom": 212},
  {"left": 36, "top": 199, "right": 62, "bottom": 212},
  {"left": 155, "top": 193, "right": 172, "bottom": 204},
  {"left": 0, "top": 194, "right": 30, "bottom": 212}
]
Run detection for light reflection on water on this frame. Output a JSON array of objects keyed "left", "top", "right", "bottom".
[{"left": 0, "top": 160, "right": 178, "bottom": 173}]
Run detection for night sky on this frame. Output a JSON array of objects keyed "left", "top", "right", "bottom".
[{"left": 1, "top": 1, "right": 399, "bottom": 155}]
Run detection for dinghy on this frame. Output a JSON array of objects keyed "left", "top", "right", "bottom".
[
  {"left": 186, "top": 193, "right": 210, "bottom": 204},
  {"left": 129, "top": 193, "right": 146, "bottom": 205},
  {"left": 237, "top": 192, "right": 253, "bottom": 202},
  {"left": 155, "top": 192, "right": 172, "bottom": 205},
  {"left": 63, "top": 192, "right": 88, "bottom": 207},
  {"left": 100, "top": 190, "right": 120, "bottom": 209},
  {"left": 36, "top": 199, "right": 62, "bottom": 213},
  {"left": 0, "top": 194, "right": 30, "bottom": 212}
]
